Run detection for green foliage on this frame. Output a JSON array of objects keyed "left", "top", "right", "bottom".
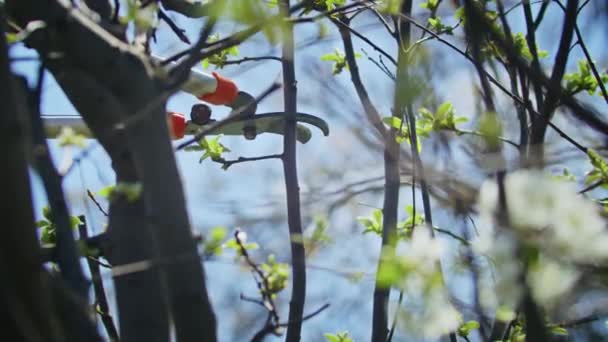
[
  {"left": 228, "top": 0, "right": 283, "bottom": 44},
  {"left": 495, "top": 306, "right": 516, "bottom": 322},
  {"left": 317, "top": 21, "right": 329, "bottom": 39},
  {"left": 223, "top": 234, "right": 259, "bottom": 255},
  {"left": 505, "top": 322, "right": 526, "bottom": 342},
  {"left": 314, "top": 0, "right": 346, "bottom": 11},
  {"left": 357, "top": 209, "right": 383, "bottom": 236},
  {"left": 121, "top": 0, "right": 158, "bottom": 31},
  {"left": 418, "top": 102, "right": 468, "bottom": 134},
  {"left": 478, "top": 111, "right": 502, "bottom": 150},
  {"left": 484, "top": 32, "right": 548, "bottom": 62},
  {"left": 378, "top": 0, "right": 402, "bottom": 14},
  {"left": 512, "top": 32, "right": 549, "bottom": 60},
  {"left": 79, "top": 240, "right": 101, "bottom": 259},
  {"left": 359, "top": 206, "right": 424, "bottom": 240},
  {"left": 548, "top": 325, "right": 568, "bottom": 336},
  {"left": 420, "top": 0, "right": 439, "bottom": 12},
  {"left": 304, "top": 215, "right": 332, "bottom": 254},
  {"left": 320, "top": 48, "right": 360, "bottom": 75},
  {"left": 427, "top": 17, "right": 454, "bottom": 35},
  {"left": 5, "top": 32, "right": 20, "bottom": 44},
  {"left": 382, "top": 116, "right": 410, "bottom": 145},
  {"left": 376, "top": 248, "right": 413, "bottom": 288},
  {"left": 552, "top": 168, "right": 576, "bottom": 182},
  {"left": 324, "top": 331, "right": 353, "bottom": 342},
  {"left": 396, "top": 205, "right": 424, "bottom": 238},
  {"left": 203, "top": 227, "right": 228, "bottom": 256},
  {"left": 260, "top": 254, "right": 289, "bottom": 297},
  {"left": 457, "top": 320, "right": 480, "bottom": 337},
  {"left": 201, "top": 35, "right": 240, "bottom": 69},
  {"left": 36, "top": 206, "right": 82, "bottom": 246},
  {"left": 564, "top": 60, "right": 608, "bottom": 96},
  {"left": 184, "top": 135, "right": 231, "bottom": 163},
  {"left": 454, "top": 5, "right": 497, "bottom": 26},
  {"left": 381, "top": 102, "right": 466, "bottom": 150},
  {"left": 98, "top": 182, "right": 143, "bottom": 202},
  {"left": 301, "top": 0, "right": 346, "bottom": 15},
  {"left": 57, "top": 127, "right": 86, "bottom": 148},
  {"left": 585, "top": 149, "right": 608, "bottom": 188}
]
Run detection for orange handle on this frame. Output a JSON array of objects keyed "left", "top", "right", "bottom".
[
  {"left": 199, "top": 72, "right": 238, "bottom": 105},
  {"left": 167, "top": 112, "right": 186, "bottom": 139}
]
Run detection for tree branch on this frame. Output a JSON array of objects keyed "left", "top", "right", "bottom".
[
  {"left": 280, "top": 2, "right": 306, "bottom": 341},
  {"left": 159, "top": 0, "right": 212, "bottom": 18},
  {"left": 27, "top": 64, "right": 88, "bottom": 298},
  {"left": 78, "top": 217, "right": 119, "bottom": 342},
  {"left": 158, "top": 7, "right": 191, "bottom": 44}
]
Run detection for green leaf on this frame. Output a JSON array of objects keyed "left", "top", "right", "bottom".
[
  {"left": 549, "top": 326, "right": 568, "bottom": 336},
  {"left": 57, "top": 127, "right": 86, "bottom": 148},
  {"left": 36, "top": 220, "right": 49, "bottom": 228},
  {"left": 586, "top": 149, "right": 608, "bottom": 186},
  {"left": 259, "top": 254, "right": 289, "bottom": 296},
  {"left": 43, "top": 206, "right": 52, "bottom": 220},
  {"left": 321, "top": 49, "right": 350, "bottom": 75},
  {"left": 187, "top": 135, "right": 231, "bottom": 163},
  {"left": 437, "top": 102, "right": 452, "bottom": 118},
  {"left": 495, "top": 306, "right": 515, "bottom": 322},
  {"left": 420, "top": 0, "right": 439, "bottom": 11},
  {"left": 377, "top": 0, "right": 402, "bottom": 14},
  {"left": 40, "top": 226, "right": 56, "bottom": 245},
  {"left": 5, "top": 32, "right": 20, "bottom": 44},
  {"left": 203, "top": 227, "right": 228, "bottom": 256},
  {"left": 358, "top": 209, "right": 383, "bottom": 236},
  {"left": 324, "top": 331, "right": 353, "bottom": 342},
  {"left": 382, "top": 116, "right": 403, "bottom": 130},
  {"left": 324, "top": 334, "right": 340, "bottom": 342},
  {"left": 478, "top": 111, "right": 502, "bottom": 150},
  {"left": 458, "top": 320, "right": 480, "bottom": 337},
  {"left": 98, "top": 183, "right": 142, "bottom": 202},
  {"left": 70, "top": 216, "right": 83, "bottom": 229}
]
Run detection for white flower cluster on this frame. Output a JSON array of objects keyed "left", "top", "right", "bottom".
[
  {"left": 388, "top": 228, "right": 461, "bottom": 338},
  {"left": 475, "top": 170, "right": 608, "bottom": 311}
]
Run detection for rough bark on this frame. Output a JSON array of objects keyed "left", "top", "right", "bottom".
[
  {"left": 7, "top": 1, "right": 217, "bottom": 341},
  {"left": 0, "top": 15, "right": 101, "bottom": 342},
  {"left": 0, "top": 29, "right": 62, "bottom": 342}
]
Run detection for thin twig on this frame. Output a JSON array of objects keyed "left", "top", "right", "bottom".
[
  {"left": 333, "top": 18, "right": 397, "bottom": 66},
  {"left": 221, "top": 56, "right": 282, "bottom": 65},
  {"left": 556, "top": 312, "right": 606, "bottom": 328},
  {"left": 158, "top": 8, "right": 191, "bottom": 44},
  {"left": 578, "top": 180, "right": 603, "bottom": 194},
  {"left": 86, "top": 189, "right": 108, "bottom": 216},
  {"left": 277, "top": 303, "right": 330, "bottom": 327},
  {"left": 78, "top": 217, "right": 119, "bottom": 342},
  {"left": 456, "top": 129, "right": 520, "bottom": 149},
  {"left": 217, "top": 154, "right": 283, "bottom": 170}
]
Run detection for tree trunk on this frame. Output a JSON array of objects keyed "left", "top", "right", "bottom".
[{"left": 7, "top": 1, "right": 217, "bottom": 340}]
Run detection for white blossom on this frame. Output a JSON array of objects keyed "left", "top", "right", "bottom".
[
  {"left": 475, "top": 170, "right": 607, "bottom": 311},
  {"left": 528, "top": 258, "right": 579, "bottom": 307},
  {"left": 392, "top": 228, "right": 461, "bottom": 338},
  {"left": 478, "top": 170, "right": 608, "bottom": 263}
]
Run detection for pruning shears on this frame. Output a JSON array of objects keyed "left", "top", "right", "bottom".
[{"left": 43, "top": 55, "right": 329, "bottom": 144}]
